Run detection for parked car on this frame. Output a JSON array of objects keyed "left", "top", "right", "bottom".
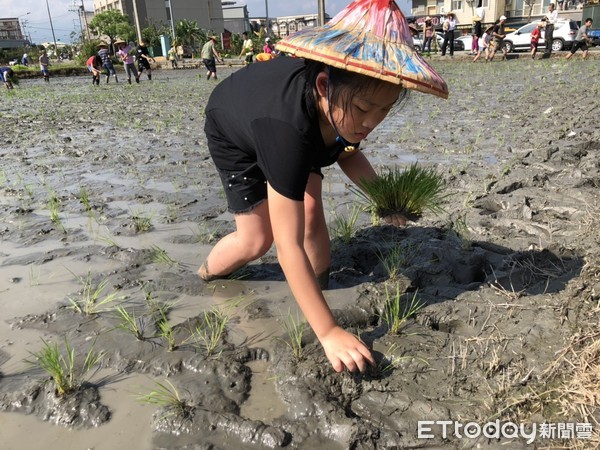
[
  {"left": 412, "top": 32, "right": 464, "bottom": 52},
  {"left": 456, "top": 35, "right": 473, "bottom": 52},
  {"left": 503, "top": 19, "right": 579, "bottom": 53}
]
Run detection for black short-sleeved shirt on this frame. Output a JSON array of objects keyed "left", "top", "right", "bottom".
[
  {"left": 204, "top": 57, "right": 347, "bottom": 201},
  {"left": 493, "top": 23, "right": 505, "bottom": 40},
  {"left": 136, "top": 46, "right": 150, "bottom": 61}
]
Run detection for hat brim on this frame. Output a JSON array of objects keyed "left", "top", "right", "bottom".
[{"left": 276, "top": 0, "right": 448, "bottom": 99}]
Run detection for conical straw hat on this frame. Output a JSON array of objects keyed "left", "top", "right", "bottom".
[{"left": 276, "top": 0, "right": 448, "bottom": 99}]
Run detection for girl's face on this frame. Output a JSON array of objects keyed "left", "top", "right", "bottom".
[{"left": 329, "top": 81, "right": 402, "bottom": 144}]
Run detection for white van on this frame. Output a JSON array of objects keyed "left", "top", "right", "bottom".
[{"left": 503, "top": 20, "right": 579, "bottom": 52}]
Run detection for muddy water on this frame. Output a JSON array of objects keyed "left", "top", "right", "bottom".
[{"left": 1, "top": 59, "right": 599, "bottom": 449}]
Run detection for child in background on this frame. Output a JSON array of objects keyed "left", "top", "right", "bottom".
[
  {"left": 98, "top": 42, "right": 118, "bottom": 83},
  {"left": 168, "top": 46, "right": 178, "bottom": 69},
  {"left": 39, "top": 49, "right": 50, "bottom": 82},
  {"left": 136, "top": 40, "right": 156, "bottom": 81},
  {"left": 0, "top": 66, "right": 15, "bottom": 89},
  {"left": 530, "top": 22, "right": 543, "bottom": 59},
  {"left": 474, "top": 26, "right": 493, "bottom": 62},
  {"left": 86, "top": 54, "right": 103, "bottom": 85},
  {"left": 116, "top": 39, "right": 139, "bottom": 84}
]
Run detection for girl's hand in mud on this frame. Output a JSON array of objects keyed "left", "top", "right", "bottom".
[
  {"left": 320, "top": 326, "right": 375, "bottom": 373},
  {"left": 383, "top": 213, "right": 408, "bottom": 227}
]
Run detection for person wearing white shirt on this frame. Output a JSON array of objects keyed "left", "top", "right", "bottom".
[
  {"left": 441, "top": 12, "right": 457, "bottom": 56},
  {"left": 544, "top": 3, "right": 559, "bottom": 54},
  {"left": 471, "top": 1, "right": 485, "bottom": 54}
]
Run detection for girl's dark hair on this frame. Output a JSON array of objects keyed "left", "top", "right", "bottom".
[{"left": 303, "top": 59, "right": 409, "bottom": 122}]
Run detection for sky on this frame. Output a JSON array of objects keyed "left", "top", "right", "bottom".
[
  {"left": 0, "top": 0, "right": 95, "bottom": 44},
  {"left": 0, "top": 0, "right": 411, "bottom": 45}
]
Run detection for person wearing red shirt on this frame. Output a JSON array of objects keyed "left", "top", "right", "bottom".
[
  {"left": 86, "top": 55, "right": 103, "bottom": 86},
  {"left": 530, "top": 22, "right": 543, "bottom": 59}
]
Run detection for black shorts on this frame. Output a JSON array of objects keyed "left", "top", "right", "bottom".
[
  {"left": 571, "top": 40, "right": 588, "bottom": 53},
  {"left": 138, "top": 59, "right": 151, "bottom": 71},
  {"left": 217, "top": 164, "right": 267, "bottom": 213},
  {"left": 203, "top": 58, "right": 217, "bottom": 73},
  {"left": 216, "top": 164, "right": 323, "bottom": 214}
]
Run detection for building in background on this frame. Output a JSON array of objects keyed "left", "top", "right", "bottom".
[
  {"left": 93, "top": 0, "right": 224, "bottom": 33},
  {"left": 0, "top": 17, "right": 29, "bottom": 49},
  {"left": 223, "top": 3, "right": 250, "bottom": 34},
  {"left": 270, "top": 13, "right": 331, "bottom": 38}
]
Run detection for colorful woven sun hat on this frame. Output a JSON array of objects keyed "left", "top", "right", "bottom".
[{"left": 275, "top": 0, "right": 448, "bottom": 99}]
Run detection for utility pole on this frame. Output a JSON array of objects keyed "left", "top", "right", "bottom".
[
  {"left": 81, "top": 0, "right": 90, "bottom": 41},
  {"left": 69, "top": 1, "right": 84, "bottom": 42},
  {"left": 168, "top": 0, "right": 176, "bottom": 42},
  {"left": 318, "top": 0, "right": 326, "bottom": 26},
  {"left": 131, "top": 0, "right": 143, "bottom": 44},
  {"left": 265, "top": 0, "right": 269, "bottom": 35},
  {"left": 46, "top": 0, "right": 59, "bottom": 58}
]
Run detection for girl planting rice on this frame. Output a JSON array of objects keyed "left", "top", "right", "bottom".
[{"left": 198, "top": 0, "right": 448, "bottom": 373}]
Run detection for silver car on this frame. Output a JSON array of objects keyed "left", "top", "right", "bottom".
[{"left": 503, "top": 20, "right": 579, "bottom": 53}]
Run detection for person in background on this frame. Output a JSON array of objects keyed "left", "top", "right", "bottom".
[
  {"left": 198, "top": 0, "right": 448, "bottom": 373},
  {"left": 263, "top": 37, "right": 275, "bottom": 55},
  {"left": 201, "top": 35, "right": 223, "bottom": 80},
  {"left": 473, "top": 25, "right": 492, "bottom": 62},
  {"left": 86, "top": 54, "right": 103, "bottom": 86},
  {"left": 471, "top": 1, "right": 485, "bottom": 55},
  {"left": 240, "top": 31, "right": 254, "bottom": 65},
  {"left": 39, "top": 49, "right": 50, "bottom": 83},
  {"left": 422, "top": 16, "right": 435, "bottom": 56},
  {"left": 530, "top": 22, "right": 543, "bottom": 59},
  {"left": 0, "top": 66, "right": 15, "bottom": 89},
  {"left": 97, "top": 42, "right": 118, "bottom": 84},
  {"left": 488, "top": 16, "right": 508, "bottom": 61},
  {"left": 21, "top": 52, "right": 29, "bottom": 66},
  {"left": 440, "top": 12, "right": 457, "bottom": 56},
  {"left": 566, "top": 17, "right": 593, "bottom": 60},
  {"left": 168, "top": 46, "right": 178, "bottom": 69},
  {"left": 543, "top": 3, "right": 558, "bottom": 55},
  {"left": 136, "top": 39, "right": 156, "bottom": 81},
  {"left": 116, "top": 39, "right": 139, "bottom": 84}
]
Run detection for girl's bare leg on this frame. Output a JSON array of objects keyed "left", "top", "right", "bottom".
[{"left": 198, "top": 201, "right": 273, "bottom": 280}]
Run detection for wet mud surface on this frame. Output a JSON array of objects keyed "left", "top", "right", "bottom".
[{"left": 1, "top": 59, "right": 599, "bottom": 449}]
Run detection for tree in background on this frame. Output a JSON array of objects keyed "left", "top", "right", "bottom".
[
  {"left": 142, "top": 21, "right": 170, "bottom": 49},
  {"left": 175, "top": 19, "right": 203, "bottom": 55},
  {"left": 89, "top": 10, "right": 135, "bottom": 50},
  {"left": 524, "top": 0, "right": 536, "bottom": 21}
]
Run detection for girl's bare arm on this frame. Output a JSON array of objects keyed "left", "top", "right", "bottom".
[{"left": 267, "top": 183, "right": 374, "bottom": 372}]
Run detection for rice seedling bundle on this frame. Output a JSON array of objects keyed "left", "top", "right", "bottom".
[{"left": 359, "top": 163, "right": 447, "bottom": 221}]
